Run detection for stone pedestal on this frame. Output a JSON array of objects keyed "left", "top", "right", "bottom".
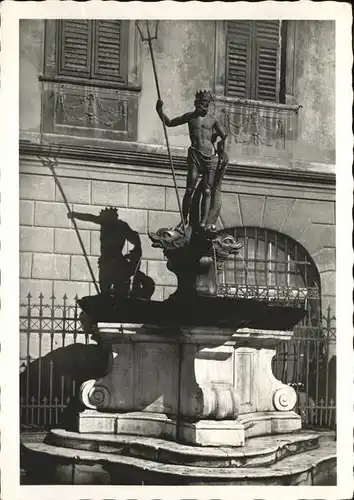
[{"left": 78, "top": 323, "right": 301, "bottom": 446}]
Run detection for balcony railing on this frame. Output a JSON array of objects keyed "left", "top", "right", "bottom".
[{"left": 213, "top": 96, "right": 302, "bottom": 163}]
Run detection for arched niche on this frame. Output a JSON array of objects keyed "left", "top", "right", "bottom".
[{"left": 219, "top": 226, "right": 321, "bottom": 326}]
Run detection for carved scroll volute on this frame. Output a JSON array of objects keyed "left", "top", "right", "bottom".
[
  {"left": 272, "top": 386, "right": 297, "bottom": 412},
  {"left": 80, "top": 379, "right": 111, "bottom": 410},
  {"left": 196, "top": 384, "right": 240, "bottom": 420}
]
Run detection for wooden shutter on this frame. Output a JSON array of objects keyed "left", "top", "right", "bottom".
[
  {"left": 254, "top": 21, "right": 280, "bottom": 102},
  {"left": 92, "top": 20, "right": 126, "bottom": 82},
  {"left": 226, "top": 20, "right": 281, "bottom": 102},
  {"left": 57, "top": 20, "right": 92, "bottom": 78},
  {"left": 226, "top": 21, "right": 252, "bottom": 98}
]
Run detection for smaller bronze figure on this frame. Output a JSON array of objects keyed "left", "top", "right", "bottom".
[
  {"left": 68, "top": 208, "right": 142, "bottom": 296},
  {"left": 156, "top": 90, "right": 227, "bottom": 233}
]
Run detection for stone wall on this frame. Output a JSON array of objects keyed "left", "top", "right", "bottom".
[
  {"left": 20, "top": 149, "right": 336, "bottom": 316},
  {"left": 292, "top": 21, "right": 335, "bottom": 163},
  {"left": 19, "top": 20, "right": 335, "bottom": 167},
  {"left": 20, "top": 163, "right": 180, "bottom": 303}
]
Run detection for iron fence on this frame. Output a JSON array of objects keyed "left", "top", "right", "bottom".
[{"left": 19, "top": 293, "right": 336, "bottom": 431}]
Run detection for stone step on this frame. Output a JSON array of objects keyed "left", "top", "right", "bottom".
[
  {"left": 45, "top": 428, "right": 320, "bottom": 468},
  {"left": 21, "top": 436, "right": 336, "bottom": 485}
]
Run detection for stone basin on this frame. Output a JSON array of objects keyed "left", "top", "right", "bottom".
[{"left": 77, "top": 294, "right": 306, "bottom": 330}]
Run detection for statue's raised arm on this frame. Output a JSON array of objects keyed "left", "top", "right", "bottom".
[{"left": 156, "top": 100, "right": 192, "bottom": 127}]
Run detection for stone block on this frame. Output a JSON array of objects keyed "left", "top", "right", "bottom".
[
  {"left": 89, "top": 282, "right": 101, "bottom": 296},
  {"left": 298, "top": 223, "right": 335, "bottom": 255},
  {"left": 53, "top": 280, "right": 90, "bottom": 301},
  {"left": 118, "top": 208, "right": 148, "bottom": 234},
  {"left": 129, "top": 184, "right": 165, "bottom": 210},
  {"left": 78, "top": 410, "right": 116, "bottom": 434},
  {"left": 152, "top": 285, "right": 164, "bottom": 302},
  {"left": 262, "top": 197, "right": 294, "bottom": 232},
  {"left": 147, "top": 260, "right": 177, "bottom": 287},
  {"left": 20, "top": 174, "right": 55, "bottom": 201},
  {"left": 20, "top": 226, "right": 54, "bottom": 253},
  {"left": 179, "top": 420, "right": 245, "bottom": 447},
  {"left": 165, "top": 187, "right": 185, "bottom": 212},
  {"left": 219, "top": 193, "right": 243, "bottom": 228},
  {"left": 20, "top": 252, "right": 32, "bottom": 278},
  {"left": 90, "top": 230, "right": 101, "bottom": 257},
  {"left": 20, "top": 200, "right": 34, "bottom": 226},
  {"left": 34, "top": 201, "right": 71, "bottom": 228},
  {"left": 116, "top": 413, "right": 176, "bottom": 440},
  {"left": 312, "top": 247, "right": 336, "bottom": 273},
  {"left": 54, "top": 228, "right": 90, "bottom": 255},
  {"left": 148, "top": 211, "right": 180, "bottom": 233},
  {"left": 140, "top": 234, "right": 161, "bottom": 260},
  {"left": 55, "top": 177, "right": 91, "bottom": 204},
  {"left": 32, "top": 254, "right": 70, "bottom": 280},
  {"left": 70, "top": 204, "right": 102, "bottom": 230},
  {"left": 239, "top": 194, "right": 266, "bottom": 227},
  {"left": 320, "top": 295, "right": 336, "bottom": 318},
  {"left": 91, "top": 180, "right": 128, "bottom": 207},
  {"left": 163, "top": 285, "right": 176, "bottom": 300},
  {"left": 320, "top": 270, "right": 336, "bottom": 295},
  {"left": 70, "top": 255, "right": 99, "bottom": 282},
  {"left": 308, "top": 200, "right": 335, "bottom": 225},
  {"left": 280, "top": 199, "right": 312, "bottom": 240},
  {"left": 20, "top": 278, "right": 53, "bottom": 302},
  {"left": 139, "top": 259, "right": 148, "bottom": 275}
]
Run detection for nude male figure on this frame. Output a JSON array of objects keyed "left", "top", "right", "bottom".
[{"left": 156, "top": 90, "right": 227, "bottom": 232}]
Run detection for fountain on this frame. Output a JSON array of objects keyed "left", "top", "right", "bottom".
[
  {"left": 21, "top": 26, "right": 336, "bottom": 482},
  {"left": 21, "top": 149, "right": 336, "bottom": 486}
]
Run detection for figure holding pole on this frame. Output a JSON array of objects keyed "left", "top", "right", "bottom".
[{"left": 156, "top": 90, "right": 228, "bottom": 233}]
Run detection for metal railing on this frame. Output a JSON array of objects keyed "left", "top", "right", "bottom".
[
  {"left": 19, "top": 293, "right": 336, "bottom": 430},
  {"left": 213, "top": 95, "right": 300, "bottom": 162}
]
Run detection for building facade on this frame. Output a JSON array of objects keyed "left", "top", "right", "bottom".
[{"left": 19, "top": 19, "right": 335, "bottom": 324}]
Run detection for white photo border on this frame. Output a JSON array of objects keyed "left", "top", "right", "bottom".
[{"left": 0, "top": 2, "right": 353, "bottom": 500}]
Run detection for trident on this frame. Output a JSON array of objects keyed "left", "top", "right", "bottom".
[
  {"left": 38, "top": 146, "right": 100, "bottom": 294},
  {"left": 136, "top": 20, "right": 186, "bottom": 234}
]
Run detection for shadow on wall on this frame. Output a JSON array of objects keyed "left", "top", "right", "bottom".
[{"left": 20, "top": 342, "right": 110, "bottom": 429}]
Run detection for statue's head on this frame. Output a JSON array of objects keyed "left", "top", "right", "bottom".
[
  {"left": 99, "top": 207, "right": 119, "bottom": 223},
  {"left": 194, "top": 90, "right": 213, "bottom": 116}
]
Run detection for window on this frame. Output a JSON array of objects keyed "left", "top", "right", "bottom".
[
  {"left": 56, "top": 20, "right": 128, "bottom": 85},
  {"left": 42, "top": 20, "right": 139, "bottom": 142},
  {"left": 225, "top": 20, "right": 286, "bottom": 103},
  {"left": 221, "top": 228, "right": 321, "bottom": 325}
]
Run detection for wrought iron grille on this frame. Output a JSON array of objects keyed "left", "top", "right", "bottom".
[
  {"left": 217, "top": 227, "right": 321, "bottom": 325},
  {"left": 19, "top": 293, "right": 90, "bottom": 430},
  {"left": 19, "top": 294, "right": 336, "bottom": 431},
  {"left": 272, "top": 305, "right": 336, "bottom": 428}
]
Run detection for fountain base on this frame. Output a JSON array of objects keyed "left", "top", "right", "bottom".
[
  {"left": 22, "top": 430, "right": 336, "bottom": 485},
  {"left": 77, "top": 410, "right": 301, "bottom": 447}
]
